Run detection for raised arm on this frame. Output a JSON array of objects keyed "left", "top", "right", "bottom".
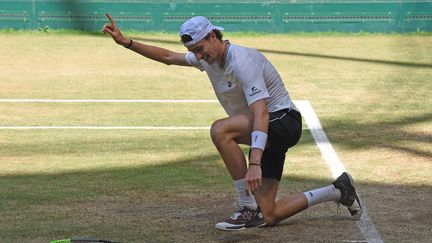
[{"left": 102, "top": 13, "right": 190, "bottom": 66}]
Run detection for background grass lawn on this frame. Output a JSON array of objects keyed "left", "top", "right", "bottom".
[{"left": 0, "top": 31, "right": 431, "bottom": 242}]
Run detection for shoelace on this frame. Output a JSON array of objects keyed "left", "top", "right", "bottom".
[
  {"left": 229, "top": 204, "right": 256, "bottom": 220},
  {"left": 229, "top": 203, "right": 244, "bottom": 219},
  {"left": 230, "top": 211, "right": 243, "bottom": 220}
]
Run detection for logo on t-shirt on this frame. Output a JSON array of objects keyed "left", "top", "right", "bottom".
[{"left": 249, "top": 86, "right": 262, "bottom": 97}]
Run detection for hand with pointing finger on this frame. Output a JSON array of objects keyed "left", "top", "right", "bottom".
[{"left": 102, "top": 13, "right": 130, "bottom": 47}]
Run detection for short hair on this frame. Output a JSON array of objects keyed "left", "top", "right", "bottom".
[
  {"left": 205, "top": 29, "right": 223, "bottom": 40},
  {"left": 181, "top": 29, "right": 223, "bottom": 45}
]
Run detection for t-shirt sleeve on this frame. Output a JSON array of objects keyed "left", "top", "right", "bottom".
[
  {"left": 185, "top": 52, "right": 205, "bottom": 71},
  {"left": 233, "top": 58, "right": 270, "bottom": 106}
]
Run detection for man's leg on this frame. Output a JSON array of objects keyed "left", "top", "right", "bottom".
[
  {"left": 254, "top": 178, "right": 309, "bottom": 226},
  {"left": 211, "top": 114, "right": 262, "bottom": 230},
  {"left": 210, "top": 114, "right": 253, "bottom": 180},
  {"left": 210, "top": 114, "right": 336, "bottom": 229},
  {"left": 253, "top": 175, "right": 361, "bottom": 226},
  {"left": 210, "top": 114, "right": 258, "bottom": 208}
]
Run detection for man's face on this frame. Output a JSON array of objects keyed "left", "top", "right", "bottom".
[{"left": 187, "top": 34, "right": 218, "bottom": 64}]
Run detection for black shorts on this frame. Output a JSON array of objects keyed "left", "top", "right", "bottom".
[{"left": 250, "top": 109, "right": 302, "bottom": 181}]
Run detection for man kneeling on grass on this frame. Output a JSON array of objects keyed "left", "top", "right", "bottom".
[{"left": 103, "top": 14, "right": 363, "bottom": 230}]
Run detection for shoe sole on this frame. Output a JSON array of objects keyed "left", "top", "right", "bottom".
[
  {"left": 215, "top": 223, "right": 246, "bottom": 231},
  {"left": 216, "top": 221, "right": 266, "bottom": 231},
  {"left": 245, "top": 221, "right": 266, "bottom": 229},
  {"left": 345, "top": 172, "right": 363, "bottom": 220}
]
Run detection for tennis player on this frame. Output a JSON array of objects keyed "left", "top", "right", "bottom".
[{"left": 103, "top": 14, "right": 363, "bottom": 230}]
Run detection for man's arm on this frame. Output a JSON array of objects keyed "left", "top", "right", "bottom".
[
  {"left": 102, "top": 13, "right": 190, "bottom": 66},
  {"left": 246, "top": 99, "right": 269, "bottom": 194},
  {"left": 127, "top": 41, "right": 190, "bottom": 66}
]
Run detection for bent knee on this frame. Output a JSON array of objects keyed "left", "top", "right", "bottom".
[
  {"left": 264, "top": 214, "right": 279, "bottom": 227},
  {"left": 261, "top": 209, "right": 281, "bottom": 227},
  {"left": 210, "top": 119, "right": 227, "bottom": 141}
]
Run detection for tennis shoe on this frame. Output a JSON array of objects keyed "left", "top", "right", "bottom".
[
  {"left": 332, "top": 172, "right": 363, "bottom": 220},
  {"left": 215, "top": 206, "right": 264, "bottom": 231}
]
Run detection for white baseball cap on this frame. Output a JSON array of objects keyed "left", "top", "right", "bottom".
[{"left": 179, "top": 16, "right": 224, "bottom": 47}]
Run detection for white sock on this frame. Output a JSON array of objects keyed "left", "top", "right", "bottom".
[
  {"left": 304, "top": 185, "right": 341, "bottom": 208},
  {"left": 234, "top": 178, "right": 258, "bottom": 210}
]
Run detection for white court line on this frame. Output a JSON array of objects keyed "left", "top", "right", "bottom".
[
  {"left": 0, "top": 126, "right": 210, "bottom": 130},
  {"left": 295, "top": 100, "right": 383, "bottom": 243},
  {"left": 0, "top": 126, "right": 309, "bottom": 130},
  {"left": 0, "top": 99, "right": 216, "bottom": 130},
  {"left": 0, "top": 99, "right": 219, "bottom": 103}
]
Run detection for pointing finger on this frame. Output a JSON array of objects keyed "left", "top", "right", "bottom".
[{"left": 105, "top": 13, "right": 116, "bottom": 27}]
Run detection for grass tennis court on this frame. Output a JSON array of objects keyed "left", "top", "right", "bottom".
[{"left": 0, "top": 31, "right": 431, "bottom": 242}]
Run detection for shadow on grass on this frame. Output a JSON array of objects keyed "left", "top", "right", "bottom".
[
  {"left": 257, "top": 48, "right": 432, "bottom": 69},
  {"left": 0, "top": 154, "right": 430, "bottom": 242},
  {"left": 320, "top": 111, "right": 432, "bottom": 159},
  {"left": 65, "top": 31, "right": 432, "bottom": 68},
  {"left": 125, "top": 36, "right": 432, "bottom": 69},
  {"left": 44, "top": 31, "right": 430, "bottom": 68}
]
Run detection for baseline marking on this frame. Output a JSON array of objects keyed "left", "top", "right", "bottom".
[
  {"left": 0, "top": 99, "right": 219, "bottom": 103},
  {"left": 0, "top": 126, "right": 210, "bottom": 130},
  {"left": 295, "top": 100, "right": 383, "bottom": 243},
  {"left": 0, "top": 99, "right": 216, "bottom": 130},
  {"left": 0, "top": 126, "right": 309, "bottom": 130}
]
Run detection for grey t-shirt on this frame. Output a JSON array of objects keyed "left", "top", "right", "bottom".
[{"left": 185, "top": 42, "right": 296, "bottom": 116}]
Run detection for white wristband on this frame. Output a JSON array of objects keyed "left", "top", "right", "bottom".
[{"left": 251, "top": 131, "right": 268, "bottom": 150}]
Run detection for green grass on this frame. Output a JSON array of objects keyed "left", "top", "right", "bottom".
[
  {"left": 0, "top": 103, "right": 224, "bottom": 126},
  {"left": 0, "top": 32, "right": 431, "bottom": 242}
]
